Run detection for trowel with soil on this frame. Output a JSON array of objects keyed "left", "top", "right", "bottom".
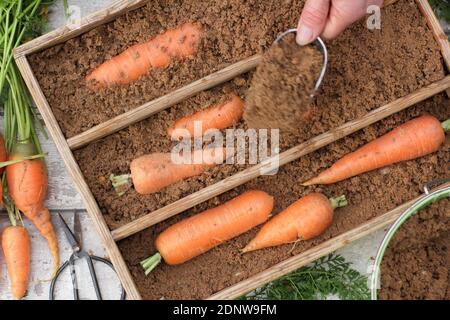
[{"left": 244, "top": 29, "right": 328, "bottom": 134}]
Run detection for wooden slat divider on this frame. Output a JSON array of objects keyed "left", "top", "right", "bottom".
[{"left": 111, "top": 75, "right": 450, "bottom": 241}]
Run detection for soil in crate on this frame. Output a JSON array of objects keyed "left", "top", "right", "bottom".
[
  {"left": 73, "top": 0, "right": 446, "bottom": 229},
  {"left": 31, "top": 0, "right": 443, "bottom": 138},
  {"left": 379, "top": 199, "right": 450, "bottom": 300},
  {"left": 118, "top": 94, "right": 450, "bottom": 299}
]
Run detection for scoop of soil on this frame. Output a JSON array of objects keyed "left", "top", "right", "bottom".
[
  {"left": 244, "top": 35, "right": 323, "bottom": 133},
  {"left": 379, "top": 199, "right": 450, "bottom": 300}
]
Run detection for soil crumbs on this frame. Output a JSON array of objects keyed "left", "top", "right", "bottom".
[
  {"left": 244, "top": 35, "right": 323, "bottom": 134},
  {"left": 118, "top": 94, "right": 450, "bottom": 300},
  {"left": 30, "top": 0, "right": 444, "bottom": 139},
  {"left": 379, "top": 199, "right": 450, "bottom": 300}
]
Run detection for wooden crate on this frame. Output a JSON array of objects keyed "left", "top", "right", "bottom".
[{"left": 13, "top": 0, "right": 450, "bottom": 300}]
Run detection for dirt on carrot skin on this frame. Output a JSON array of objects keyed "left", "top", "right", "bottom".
[
  {"left": 244, "top": 35, "right": 323, "bottom": 134},
  {"left": 118, "top": 94, "right": 450, "bottom": 300},
  {"left": 30, "top": 0, "right": 444, "bottom": 138},
  {"left": 379, "top": 199, "right": 450, "bottom": 300}
]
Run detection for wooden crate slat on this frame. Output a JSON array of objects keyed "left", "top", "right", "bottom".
[
  {"left": 208, "top": 182, "right": 450, "bottom": 299},
  {"left": 14, "top": 0, "right": 147, "bottom": 57},
  {"left": 67, "top": 55, "right": 261, "bottom": 150},
  {"left": 111, "top": 74, "right": 450, "bottom": 241},
  {"left": 14, "top": 56, "right": 142, "bottom": 300}
]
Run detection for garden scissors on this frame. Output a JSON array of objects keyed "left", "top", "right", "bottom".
[{"left": 49, "top": 212, "right": 126, "bottom": 300}]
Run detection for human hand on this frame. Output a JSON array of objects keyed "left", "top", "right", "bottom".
[{"left": 296, "top": 0, "right": 383, "bottom": 45}]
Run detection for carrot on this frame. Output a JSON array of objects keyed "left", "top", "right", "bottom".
[
  {"left": 110, "top": 147, "right": 227, "bottom": 196},
  {"left": 303, "top": 115, "right": 449, "bottom": 186},
  {"left": 242, "top": 193, "right": 347, "bottom": 253},
  {"left": 86, "top": 23, "right": 202, "bottom": 89},
  {"left": 168, "top": 94, "right": 245, "bottom": 139},
  {"left": 6, "top": 141, "right": 59, "bottom": 275},
  {"left": 2, "top": 226, "right": 31, "bottom": 299},
  {"left": 140, "top": 190, "right": 273, "bottom": 273}
]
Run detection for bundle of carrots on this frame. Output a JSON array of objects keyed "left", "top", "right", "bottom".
[{"left": 0, "top": 0, "right": 59, "bottom": 300}]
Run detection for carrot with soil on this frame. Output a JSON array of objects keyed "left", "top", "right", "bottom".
[
  {"left": 2, "top": 63, "right": 59, "bottom": 276},
  {"left": 303, "top": 115, "right": 449, "bottom": 186},
  {"left": 111, "top": 147, "right": 227, "bottom": 196},
  {"left": 86, "top": 23, "right": 202, "bottom": 89},
  {"left": 6, "top": 141, "right": 59, "bottom": 275},
  {"left": 1, "top": 225, "right": 31, "bottom": 300},
  {"left": 141, "top": 190, "right": 274, "bottom": 273},
  {"left": 168, "top": 94, "right": 245, "bottom": 139},
  {"left": 242, "top": 193, "right": 347, "bottom": 253}
]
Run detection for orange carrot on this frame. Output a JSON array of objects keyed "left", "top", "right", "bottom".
[
  {"left": 2, "top": 226, "right": 30, "bottom": 299},
  {"left": 6, "top": 141, "right": 59, "bottom": 275},
  {"left": 242, "top": 193, "right": 347, "bottom": 253},
  {"left": 0, "top": 134, "right": 6, "bottom": 173},
  {"left": 86, "top": 23, "right": 202, "bottom": 89},
  {"left": 303, "top": 115, "right": 449, "bottom": 186},
  {"left": 141, "top": 190, "right": 273, "bottom": 273},
  {"left": 168, "top": 94, "right": 245, "bottom": 139},
  {"left": 111, "top": 147, "right": 227, "bottom": 195}
]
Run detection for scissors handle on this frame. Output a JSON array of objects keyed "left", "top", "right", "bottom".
[
  {"left": 69, "top": 256, "right": 79, "bottom": 300},
  {"left": 50, "top": 255, "right": 126, "bottom": 300},
  {"left": 83, "top": 253, "right": 102, "bottom": 300}
]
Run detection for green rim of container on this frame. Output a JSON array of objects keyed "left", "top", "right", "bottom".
[{"left": 370, "top": 181, "right": 450, "bottom": 300}]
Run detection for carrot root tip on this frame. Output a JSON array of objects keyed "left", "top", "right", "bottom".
[
  {"left": 141, "top": 253, "right": 162, "bottom": 276},
  {"left": 109, "top": 174, "right": 132, "bottom": 196},
  {"left": 329, "top": 195, "right": 348, "bottom": 210}
]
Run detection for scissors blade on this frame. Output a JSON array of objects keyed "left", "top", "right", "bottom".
[
  {"left": 73, "top": 211, "right": 83, "bottom": 248},
  {"left": 57, "top": 213, "right": 80, "bottom": 252}
]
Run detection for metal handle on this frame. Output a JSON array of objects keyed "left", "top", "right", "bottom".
[{"left": 274, "top": 28, "right": 328, "bottom": 95}]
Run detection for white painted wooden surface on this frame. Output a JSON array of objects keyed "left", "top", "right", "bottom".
[{"left": 0, "top": 0, "right": 406, "bottom": 300}]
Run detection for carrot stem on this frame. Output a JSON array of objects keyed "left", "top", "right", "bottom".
[
  {"left": 0, "top": 153, "right": 46, "bottom": 168},
  {"left": 329, "top": 195, "right": 348, "bottom": 210},
  {"left": 442, "top": 118, "right": 450, "bottom": 132},
  {"left": 141, "top": 253, "right": 162, "bottom": 275},
  {"left": 109, "top": 174, "right": 132, "bottom": 196}
]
